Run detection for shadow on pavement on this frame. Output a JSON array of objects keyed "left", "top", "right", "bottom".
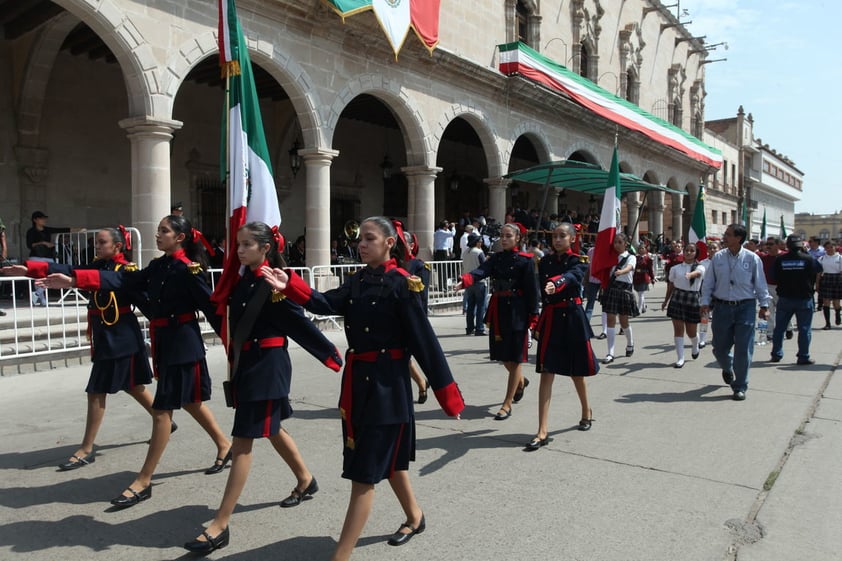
[{"left": 615, "top": 384, "right": 731, "bottom": 404}]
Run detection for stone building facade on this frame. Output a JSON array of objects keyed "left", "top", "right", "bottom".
[{"left": 0, "top": 0, "right": 723, "bottom": 266}]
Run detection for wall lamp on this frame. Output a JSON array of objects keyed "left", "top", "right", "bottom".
[{"left": 288, "top": 139, "right": 302, "bottom": 177}]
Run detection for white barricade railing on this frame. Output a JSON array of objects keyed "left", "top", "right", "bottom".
[
  {"left": 55, "top": 228, "right": 144, "bottom": 267},
  {"left": 1, "top": 259, "right": 465, "bottom": 363}
]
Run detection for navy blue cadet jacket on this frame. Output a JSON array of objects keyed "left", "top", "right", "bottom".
[
  {"left": 26, "top": 255, "right": 150, "bottom": 362},
  {"left": 281, "top": 259, "right": 464, "bottom": 448},
  {"left": 534, "top": 250, "right": 599, "bottom": 376},
  {"left": 73, "top": 249, "right": 222, "bottom": 370},
  {"left": 227, "top": 266, "right": 342, "bottom": 404}
]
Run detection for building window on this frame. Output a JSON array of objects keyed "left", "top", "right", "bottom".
[
  {"left": 579, "top": 43, "right": 590, "bottom": 79},
  {"left": 711, "top": 209, "right": 717, "bottom": 225},
  {"left": 820, "top": 229, "right": 830, "bottom": 240},
  {"left": 730, "top": 210, "right": 736, "bottom": 224},
  {"left": 722, "top": 211, "right": 727, "bottom": 224},
  {"left": 651, "top": 98, "right": 668, "bottom": 122},
  {"left": 516, "top": 1, "right": 529, "bottom": 43},
  {"left": 625, "top": 67, "right": 639, "bottom": 104},
  {"left": 723, "top": 160, "right": 728, "bottom": 187}
]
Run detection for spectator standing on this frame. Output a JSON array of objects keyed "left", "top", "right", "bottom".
[
  {"left": 759, "top": 238, "right": 792, "bottom": 341},
  {"left": 769, "top": 235, "right": 821, "bottom": 365},
  {"left": 700, "top": 224, "right": 770, "bottom": 401},
  {"left": 462, "top": 234, "right": 487, "bottom": 336},
  {"left": 433, "top": 220, "right": 455, "bottom": 290},
  {"left": 26, "top": 211, "right": 72, "bottom": 306}
]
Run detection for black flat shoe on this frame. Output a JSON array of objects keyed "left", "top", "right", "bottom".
[
  {"left": 493, "top": 407, "right": 511, "bottom": 421},
  {"left": 721, "top": 370, "right": 735, "bottom": 385},
  {"left": 110, "top": 484, "right": 151, "bottom": 507},
  {"left": 280, "top": 477, "right": 318, "bottom": 507},
  {"left": 387, "top": 514, "right": 425, "bottom": 546},
  {"left": 578, "top": 410, "right": 594, "bottom": 431},
  {"left": 417, "top": 383, "right": 428, "bottom": 404},
  {"left": 524, "top": 436, "right": 550, "bottom": 451},
  {"left": 602, "top": 354, "right": 614, "bottom": 364},
  {"left": 58, "top": 452, "right": 95, "bottom": 471},
  {"left": 205, "top": 449, "right": 233, "bottom": 475},
  {"left": 691, "top": 351, "right": 700, "bottom": 360},
  {"left": 183, "top": 527, "right": 230, "bottom": 553},
  {"left": 512, "top": 377, "right": 530, "bottom": 403},
  {"left": 625, "top": 346, "right": 634, "bottom": 357},
  {"left": 596, "top": 332, "right": 607, "bottom": 340}
]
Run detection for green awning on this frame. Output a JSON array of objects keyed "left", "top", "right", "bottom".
[{"left": 504, "top": 160, "right": 686, "bottom": 195}]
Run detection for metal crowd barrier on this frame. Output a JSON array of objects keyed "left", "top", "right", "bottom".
[{"left": 0, "top": 259, "right": 463, "bottom": 365}]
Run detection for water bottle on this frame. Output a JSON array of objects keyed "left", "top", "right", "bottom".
[
  {"left": 699, "top": 312, "right": 709, "bottom": 336},
  {"left": 756, "top": 320, "right": 768, "bottom": 346}
]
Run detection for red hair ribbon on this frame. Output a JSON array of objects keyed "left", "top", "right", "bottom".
[
  {"left": 391, "top": 219, "right": 412, "bottom": 261},
  {"left": 117, "top": 225, "right": 132, "bottom": 250},
  {"left": 192, "top": 228, "right": 215, "bottom": 256},
  {"left": 509, "top": 222, "right": 528, "bottom": 237},
  {"left": 271, "top": 225, "right": 286, "bottom": 254},
  {"left": 573, "top": 222, "right": 583, "bottom": 254}
]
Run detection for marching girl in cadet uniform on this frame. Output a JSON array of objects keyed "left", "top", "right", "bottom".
[
  {"left": 40, "top": 215, "right": 232, "bottom": 508},
  {"left": 261, "top": 216, "right": 464, "bottom": 561},
  {"left": 2, "top": 226, "right": 162, "bottom": 470},
  {"left": 525, "top": 223, "right": 599, "bottom": 451},
  {"left": 184, "top": 222, "right": 343, "bottom": 553},
  {"left": 454, "top": 222, "right": 540, "bottom": 421},
  {"left": 600, "top": 232, "right": 639, "bottom": 363}
]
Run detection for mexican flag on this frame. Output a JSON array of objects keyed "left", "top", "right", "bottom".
[
  {"left": 212, "top": 0, "right": 282, "bottom": 317},
  {"left": 760, "top": 207, "right": 767, "bottom": 241},
  {"left": 687, "top": 183, "right": 708, "bottom": 261},
  {"left": 591, "top": 145, "right": 622, "bottom": 289}
]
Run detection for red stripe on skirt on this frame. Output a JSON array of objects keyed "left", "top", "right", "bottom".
[
  {"left": 388, "top": 423, "right": 406, "bottom": 477},
  {"left": 262, "top": 400, "right": 273, "bottom": 437},
  {"left": 193, "top": 362, "right": 202, "bottom": 402}
]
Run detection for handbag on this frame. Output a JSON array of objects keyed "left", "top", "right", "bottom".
[{"left": 223, "top": 282, "right": 272, "bottom": 408}]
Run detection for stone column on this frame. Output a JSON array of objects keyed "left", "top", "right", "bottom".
[
  {"left": 119, "top": 116, "right": 183, "bottom": 266},
  {"left": 650, "top": 190, "right": 665, "bottom": 243},
  {"left": 484, "top": 176, "right": 510, "bottom": 226},
  {"left": 300, "top": 148, "right": 338, "bottom": 271},
  {"left": 404, "top": 165, "right": 441, "bottom": 261},
  {"left": 671, "top": 193, "right": 684, "bottom": 242},
  {"left": 626, "top": 191, "right": 642, "bottom": 242}
]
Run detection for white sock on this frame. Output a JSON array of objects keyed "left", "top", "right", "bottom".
[
  {"left": 639, "top": 293, "right": 646, "bottom": 310},
  {"left": 606, "top": 327, "right": 616, "bottom": 356},
  {"left": 625, "top": 326, "right": 634, "bottom": 348},
  {"left": 690, "top": 336, "right": 699, "bottom": 355},
  {"left": 699, "top": 324, "right": 708, "bottom": 344},
  {"left": 674, "top": 336, "right": 685, "bottom": 363}
]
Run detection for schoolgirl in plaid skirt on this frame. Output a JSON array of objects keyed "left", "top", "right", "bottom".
[
  {"left": 599, "top": 233, "right": 638, "bottom": 363},
  {"left": 818, "top": 242, "right": 842, "bottom": 329},
  {"left": 661, "top": 244, "right": 706, "bottom": 367}
]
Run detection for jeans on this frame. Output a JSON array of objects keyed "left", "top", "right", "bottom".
[
  {"left": 28, "top": 257, "right": 54, "bottom": 306},
  {"left": 584, "top": 281, "right": 601, "bottom": 321},
  {"left": 771, "top": 297, "right": 814, "bottom": 360},
  {"left": 465, "top": 282, "right": 488, "bottom": 334},
  {"left": 711, "top": 300, "right": 756, "bottom": 393}
]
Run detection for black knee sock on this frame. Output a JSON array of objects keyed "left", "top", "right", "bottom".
[
  {"left": 836, "top": 307, "right": 841, "bottom": 325},
  {"left": 823, "top": 306, "right": 831, "bottom": 326}
]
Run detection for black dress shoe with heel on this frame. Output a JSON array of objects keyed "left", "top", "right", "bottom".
[
  {"left": 205, "top": 449, "right": 233, "bottom": 475},
  {"left": 110, "top": 484, "right": 151, "bottom": 508},
  {"left": 512, "top": 377, "right": 530, "bottom": 403},
  {"left": 58, "top": 452, "right": 95, "bottom": 471},
  {"left": 417, "top": 382, "right": 428, "bottom": 404},
  {"left": 280, "top": 477, "right": 318, "bottom": 507},
  {"left": 387, "top": 514, "right": 425, "bottom": 546},
  {"left": 493, "top": 407, "right": 511, "bottom": 421},
  {"left": 578, "top": 409, "right": 594, "bottom": 431},
  {"left": 183, "top": 527, "right": 230, "bottom": 553}
]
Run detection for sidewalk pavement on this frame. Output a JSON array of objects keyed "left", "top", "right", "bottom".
[{"left": 1, "top": 282, "right": 840, "bottom": 561}]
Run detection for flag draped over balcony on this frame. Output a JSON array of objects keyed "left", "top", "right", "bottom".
[
  {"left": 591, "top": 144, "right": 622, "bottom": 289},
  {"left": 321, "top": 0, "right": 441, "bottom": 55},
  {"left": 212, "top": 0, "right": 282, "bottom": 319},
  {"left": 687, "top": 183, "right": 708, "bottom": 261}
]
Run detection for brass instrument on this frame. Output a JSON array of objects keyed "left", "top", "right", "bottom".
[{"left": 343, "top": 220, "right": 360, "bottom": 241}]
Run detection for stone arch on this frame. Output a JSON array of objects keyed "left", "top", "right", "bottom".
[
  {"left": 510, "top": 121, "right": 552, "bottom": 165},
  {"left": 52, "top": 0, "right": 160, "bottom": 116},
  {"left": 163, "top": 30, "right": 324, "bottom": 149},
  {"left": 16, "top": 11, "right": 80, "bottom": 148},
  {"left": 326, "top": 75, "right": 431, "bottom": 167},
  {"left": 433, "top": 104, "right": 504, "bottom": 177},
  {"left": 563, "top": 140, "right": 601, "bottom": 166}
]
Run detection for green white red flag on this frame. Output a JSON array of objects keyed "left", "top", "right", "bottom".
[
  {"left": 212, "top": 0, "right": 282, "bottom": 316},
  {"left": 688, "top": 183, "right": 708, "bottom": 260},
  {"left": 321, "top": 0, "right": 441, "bottom": 54},
  {"left": 591, "top": 145, "right": 622, "bottom": 289},
  {"left": 780, "top": 215, "right": 787, "bottom": 239},
  {"left": 760, "top": 207, "right": 767, "bottom": 241}
]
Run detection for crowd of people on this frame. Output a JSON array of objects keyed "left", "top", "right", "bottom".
[{"left": 2, "top": 206, "right": 839, "bottom": 559}]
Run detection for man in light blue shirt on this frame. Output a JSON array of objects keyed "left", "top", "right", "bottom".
[{"left": 701, "top": 224, "right": 771, "bottom": 401}]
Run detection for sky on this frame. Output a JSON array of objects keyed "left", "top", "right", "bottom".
[{"left": 679, "top": 0, "right": 840, "bottom": 215}]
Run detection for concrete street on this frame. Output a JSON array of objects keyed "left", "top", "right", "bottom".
[{"left": 1, "top": 282, "right": 840, "bottom": 561}]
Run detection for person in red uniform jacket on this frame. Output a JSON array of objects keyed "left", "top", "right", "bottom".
[
  {"left": 2, "top": 226, "right": 160, "bottom": 470},
  {"left": 184, "top": 222, "right": 344, "bottom": 553},
  {"left": 39, "top": 215, "right": 231, "bottom": 508},
  {"left": 261, "top": 216, "right": 464, "bottom": 561},
  {"left": 454, "top": 222, "right": 540, "bottom": 421},
  {"left": 526, "top": 223, "right": 599, "bottom": 451}
]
